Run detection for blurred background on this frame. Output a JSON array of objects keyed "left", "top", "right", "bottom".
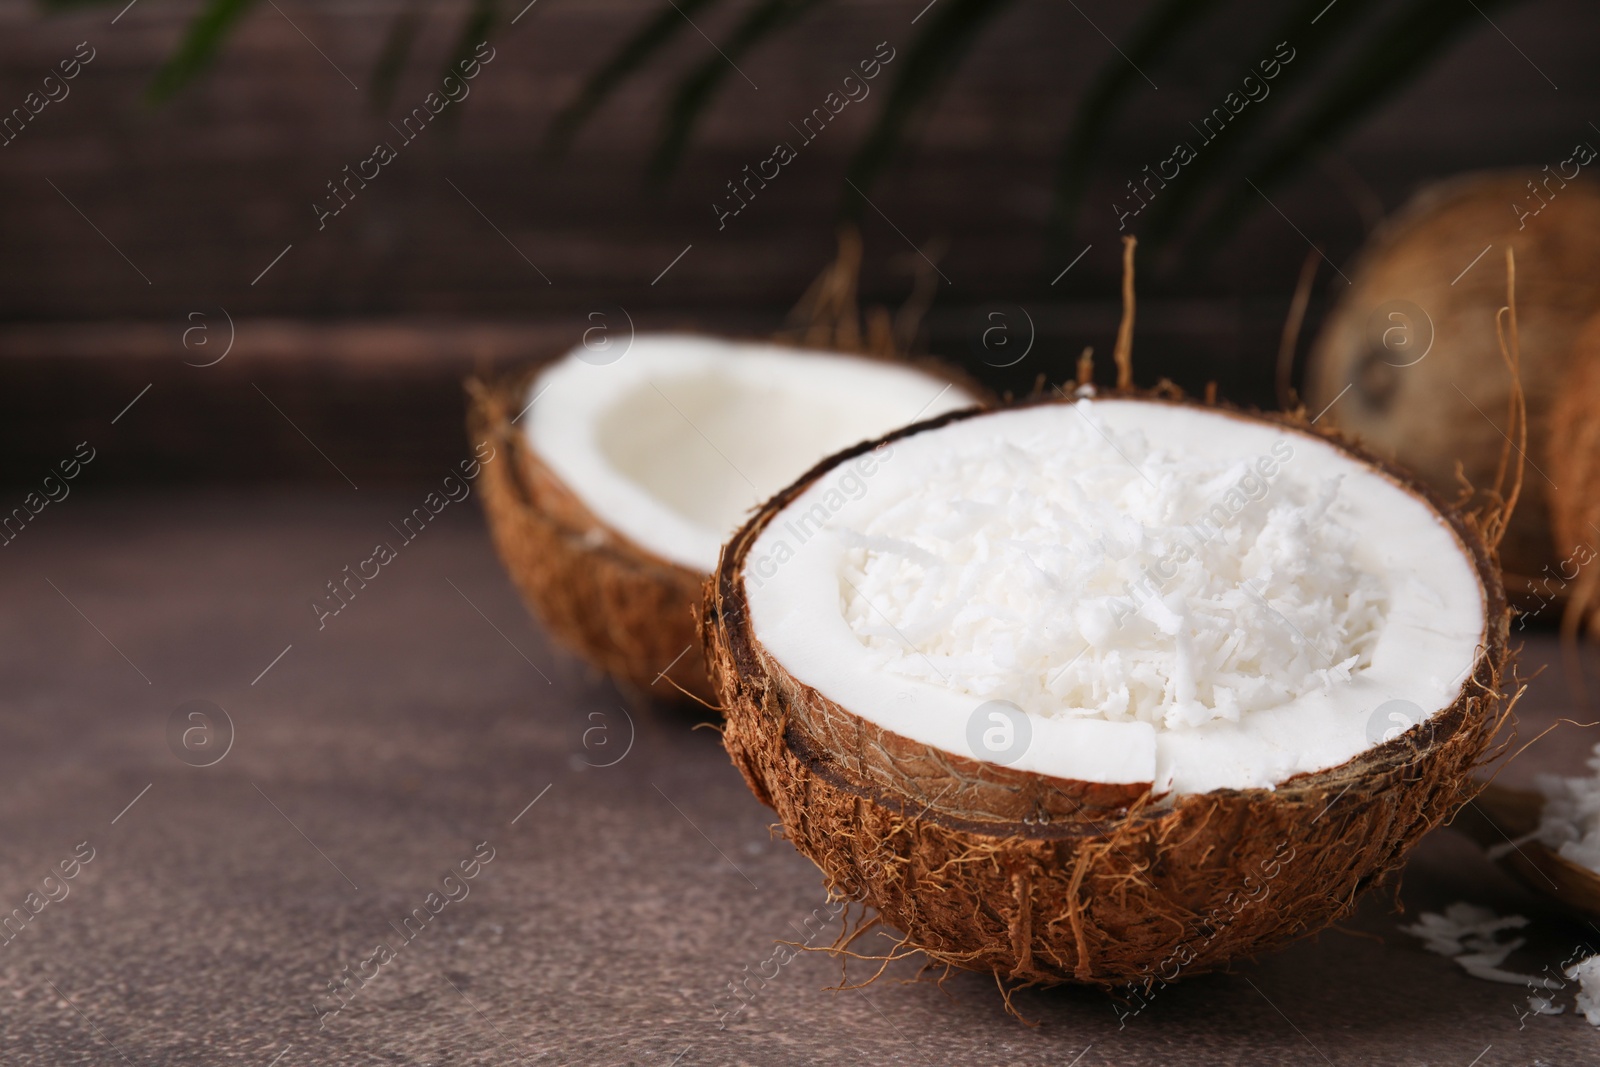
[
  {"left": 7, "top": 7, "right": 1600, "bottom": 1063},
  {"left": 1, "top": 0, "right": 1594, "bottom": 488}
]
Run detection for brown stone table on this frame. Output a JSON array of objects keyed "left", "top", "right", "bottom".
[{"left": 2, "top": 487, "right": 1597, "bottom": 1065}]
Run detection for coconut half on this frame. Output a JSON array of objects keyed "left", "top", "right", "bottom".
[
  {"left": 706, "top": 392, "right": 1510, "bottom": 988},
  {"left": 470, "top": 334, "right": 979, "bottom": 701}
]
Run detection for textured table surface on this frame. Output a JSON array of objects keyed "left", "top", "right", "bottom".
[{"left": 2, "top": 486, "right": 1598, "bottom": 1067}]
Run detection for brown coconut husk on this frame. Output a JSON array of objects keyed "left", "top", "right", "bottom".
[
  {"left": 702, "top": 236, "right": 1520, "bottom": 997},
  {"left": 1304, "top": 171, "right": 1600, "bottom": 603},
  {"left": 704, "top": 395, "right": 1513, "bottom": 991},
  {"left": 1547, "top": 312, "right": 1600, "bottom": 638},
  {"left": 468, "top": 367, "right": 713, "bottom": 702}
]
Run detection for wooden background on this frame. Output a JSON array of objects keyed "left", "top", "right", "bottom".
[{"left": 0, "top": 0, "right": 1595, "bottom": 483}]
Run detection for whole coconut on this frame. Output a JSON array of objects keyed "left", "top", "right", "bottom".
[
  {"left": 1546, "top": 312, "right": 1600, "bottom": 628},
  {"left": 1305, "top": 171, "right": 1600, "bottom": 591}
]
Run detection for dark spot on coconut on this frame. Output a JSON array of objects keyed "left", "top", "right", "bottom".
[
  {"left": 1306, "top": 174, "right": 1600, "bottom": 583},
  {"left": 1354, "top": 344, "right": 1402, "bottom": 412}
]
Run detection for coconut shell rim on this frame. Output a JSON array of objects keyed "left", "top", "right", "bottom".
[
  {"left": 471, "top": 338, "right": 995, "bottom": 582},
  {"left": 706, "top": 386, "right": 1512, "bottom": 840},
  {"left": 470, "top": 362, "right": 709, "bottom": 584}
]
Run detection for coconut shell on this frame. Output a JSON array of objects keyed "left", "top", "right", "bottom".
[
  {"left": 1457, "top": 782, "right": 1600, "bottom": 920},
  {"left": 1304, "top": 171, "right": 1600, "bottom": 597},
  {"left": 1545, "top": 313, "right": 1600, "bottom": 630},
  {"left": 468, "top": 369, "right": 714, "bottom": 702},
  {"left": 704, "top": 396, "right": 1513, "bottom": 989},
  {"left": 467, "top": 350, "right": 989, "bottom": 704}
]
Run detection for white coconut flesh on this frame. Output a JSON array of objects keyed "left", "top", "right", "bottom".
[
  {"left": 525, "top": 334, "right": 977, "bottom": 574},
  {"left": 742, "top": 399, "right": 1488, "bottom": 795}
]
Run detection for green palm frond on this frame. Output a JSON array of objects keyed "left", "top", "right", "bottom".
[
  {"left": 447, "top": 0, "right": 499, "bottom": 80},
  {"left": 1131, "top": 0, "right": 1383, "bottom": 250},
  {"left": 543, "top": 0, "right": 1532, "bottom": 263},
  {"left": 41, "top": 0, "right": 502, "bottom": 110},
  {"left": 544, "top": 0, "right": 730, "bottom": 156},
  {"left": 1049, "top": 0, "right": 1227, "bottom": 242},
  {"left": 147, "top": 0, "right": 260, "bottom": 103},
  {"left": 49, "top": 0, "right": 1537, "bottom": 269},
  {"left": 841, "top": 0, "right": 1019, "bottom": 215},
  {"left": 1176, "top": 0, "right": 1516, "bottom": 258},
  {"left": 650, "top": 0, "right": 832, "bottom": 178},
  {"left": 434, "top": 0, "right": 498, "bottom": 126},
  {"left": 369, "top": 5, "right": 423, "bottom": 112}
]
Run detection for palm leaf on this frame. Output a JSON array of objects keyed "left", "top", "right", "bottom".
[
  {"left": 649, "top": 0, "right": 831, "bottom": 178},
  {"left": 1132, "top": 0, "right": 1383, "bottom": 250},
  {"left": 147, "top": 0, "right": 259, "bottom": 103},
  {"left": 841, "top": 0, "right": 1019, "bottom": 215},
  {"left": 445, "top": 0, "right": 499, "bottom": 81},
  {"left": 57, "top": 0, "right": 1538, "bottom": 276},
  {"left": 369, "top": 6, "right": 423, "bottom": 113},
  {"left": 546, "top": 0, "right": 729, "bottom": 156},
  {"left": 434, "top": 0, "right": 498, "bottom": 127},
  {"left": 1179, "top": 0, "right": 1516, "bottom": 258},
  {"left": 1049, "top": 0, "right": 1227, "bottom": 242}
]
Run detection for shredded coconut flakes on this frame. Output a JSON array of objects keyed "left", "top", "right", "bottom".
[
  {"left": 1531, "top": 742, "right": 1600, "bottom": 873},
  {"left": 840, "top": 400, "right": 1387, "bottom": 731},
  {"left": 1400, "top": 903, "right": 1553, "bottom": 988},
  {"left": 1567, "top": 954, "right": 1600, "bottom": 1025}
]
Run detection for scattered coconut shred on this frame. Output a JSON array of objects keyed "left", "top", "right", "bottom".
[
  {"left": 1529, "top": 741, "right": 1600, "bottom": 873},
  {"left": 1570, "top": 955, "right": 1600, "bottom": 1026},
  {"left": 841, "top": 399, "right": 1385, "bottom": 730},
  {"left": 1398, "top": 742, "right": 1600, "bottom": 1024},
  {"left": 1460, "top": 741, "right": 1600, "bottom": 1027},
  {"left": 1400, "top": 903, "right": 1600, "bottom": 1026},
  {"left": 1400, "top": 904, "right": 1548, "bottom": 987}
]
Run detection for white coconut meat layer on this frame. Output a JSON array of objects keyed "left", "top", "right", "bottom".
[
  {"left": 743, "top": 400, "right": 1487, "bottom": 794},
  {"left": 525, "top": 334, "right": 975, "bottom": 573}
]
